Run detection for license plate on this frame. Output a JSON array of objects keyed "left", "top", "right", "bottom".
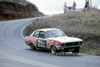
[{"left": 69, "top": 49, "right": 74, "bottom": 51}]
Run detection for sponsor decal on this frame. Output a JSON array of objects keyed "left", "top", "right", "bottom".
[{"left": 47, "top": 39, "right": 61, "bottom": 46}]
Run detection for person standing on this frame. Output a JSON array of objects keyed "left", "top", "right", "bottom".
[
  {"left": 64, "top": 2, "right": 67, "bottom": 13},
  {"left": 73, "top": 1, "right": 76, "bottom": 10},
  {"left": 84, "top": 0, "right": 89, "bottom": 10}
]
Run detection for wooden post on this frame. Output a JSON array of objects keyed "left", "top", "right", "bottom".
[
  {"left": 88, "top": 0, "right": 89, "bottom": 9},
  {"left": 89, "top": 0, "right": 92, "bottom": 8}
]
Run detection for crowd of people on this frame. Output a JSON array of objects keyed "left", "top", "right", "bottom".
[{"left": 64, "top": 0, "right": 89, "bottom": 13}]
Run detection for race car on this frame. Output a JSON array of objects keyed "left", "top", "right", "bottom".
[{"left": 25, "top": 28, "right": 83, "bottom": 54}]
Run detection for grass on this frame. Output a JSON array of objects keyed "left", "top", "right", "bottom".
[{"left": 24, "top": 9, "right": 100, "bottom": 56}]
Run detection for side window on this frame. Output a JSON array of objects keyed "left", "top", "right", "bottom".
[
  {"left": 33, "top": 31, "right": 39, "bottom": 37},
  {"left": 39, "top": 31, "right": 45, "bottom": 38}
]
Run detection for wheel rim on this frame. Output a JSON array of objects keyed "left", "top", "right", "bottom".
[
  {"left": 30, "top": 43, "right": 36, "bottom": 50},
  {"left": 30, "top": 46, "right": 34, "bottom": 49},
  {"left": 51, "top": 46, "right": 56, "bottom": 54}
]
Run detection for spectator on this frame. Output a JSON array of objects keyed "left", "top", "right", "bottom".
[
  {"left": 73, "top": 1, "right": 76, "bottom": 10},
  {"left": 84, "top": 0, "right": 89, "bottom": 10},
  {"left": 64, "top": 2, "right": 67, "bottom": 13}
]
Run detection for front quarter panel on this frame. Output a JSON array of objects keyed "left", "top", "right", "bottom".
[{"left": 46, "top": 39, "right": 61, "bottom": 49}]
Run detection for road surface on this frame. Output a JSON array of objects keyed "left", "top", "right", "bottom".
[{"left": 0, "top": 18, "right": 100, "bottom": 67}]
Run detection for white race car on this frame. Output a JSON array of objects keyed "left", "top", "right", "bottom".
[{"left": 25, "top": 28, "right": 83, "bottom": 54}]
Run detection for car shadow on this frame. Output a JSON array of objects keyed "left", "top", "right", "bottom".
[{"left": 25, "top": 48, "right": 83, "bottom": 56}]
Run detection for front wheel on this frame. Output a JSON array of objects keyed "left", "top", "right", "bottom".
[
  {"left": 51, "top": 46, "right": 58, "bottom": 55},
  {"left": 72, "top": 48, "right": 79, "bottom": 53}
]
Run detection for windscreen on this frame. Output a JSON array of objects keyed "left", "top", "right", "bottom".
[{"left": 46, "top": 30, "right": 66, "bottom": 38}]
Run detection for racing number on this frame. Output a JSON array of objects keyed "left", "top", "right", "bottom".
[{"left": 37, "top": 39, "right": 46, "bottom": 47}]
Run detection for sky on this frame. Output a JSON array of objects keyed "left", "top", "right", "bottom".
[{"left": 27, "top": 0, "right": 100, "bottom": 15}]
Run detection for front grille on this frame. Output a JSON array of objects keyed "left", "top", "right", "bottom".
[{"left": 61, "top": 41, "right": 83, "bottom": 47}]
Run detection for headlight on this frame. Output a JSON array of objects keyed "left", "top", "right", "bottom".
[{"left": 80, "top": 41, "right": 83, "bottom": 45}]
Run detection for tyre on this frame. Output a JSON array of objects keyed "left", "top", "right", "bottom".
[
  {"left": 50, "top": 46, "right": 58, "bottom": 55},
  {"left": 29, "top": 43, "right": 36, "bottom": 50}
]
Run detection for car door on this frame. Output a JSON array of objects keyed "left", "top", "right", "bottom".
[{"left": 37, "top": 31, "right": 46, "bottom": 48}]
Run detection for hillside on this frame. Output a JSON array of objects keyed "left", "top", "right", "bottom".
[
  {"left": 25, "top": 9, "right": 100, "bottom": 56},
  {"left": 0, "top": 0, "right": 43, "bottom": 21}
]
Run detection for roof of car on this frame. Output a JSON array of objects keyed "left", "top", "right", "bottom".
[{"left": 35, "top": 28, "right": 61, "bottom": 32}]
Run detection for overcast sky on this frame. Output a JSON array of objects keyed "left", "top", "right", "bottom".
[{"left": 27, "top": 0, "right": 100, "bottom": 15}]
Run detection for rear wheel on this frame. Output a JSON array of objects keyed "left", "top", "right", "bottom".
[
  {"left": 51, "top": 46, "right": 58, "bottom": 55},
  {"left": 29, "top": 43, "right": 36, "bottom": 50}
]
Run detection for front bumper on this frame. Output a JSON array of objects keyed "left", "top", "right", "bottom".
[{"left": 56, "top": 45, "right": 81, "bottom": 52}]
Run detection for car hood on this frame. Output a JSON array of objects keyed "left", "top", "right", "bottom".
[{"left": 47, "top": 36, "right": 82, "bottom": 43}]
